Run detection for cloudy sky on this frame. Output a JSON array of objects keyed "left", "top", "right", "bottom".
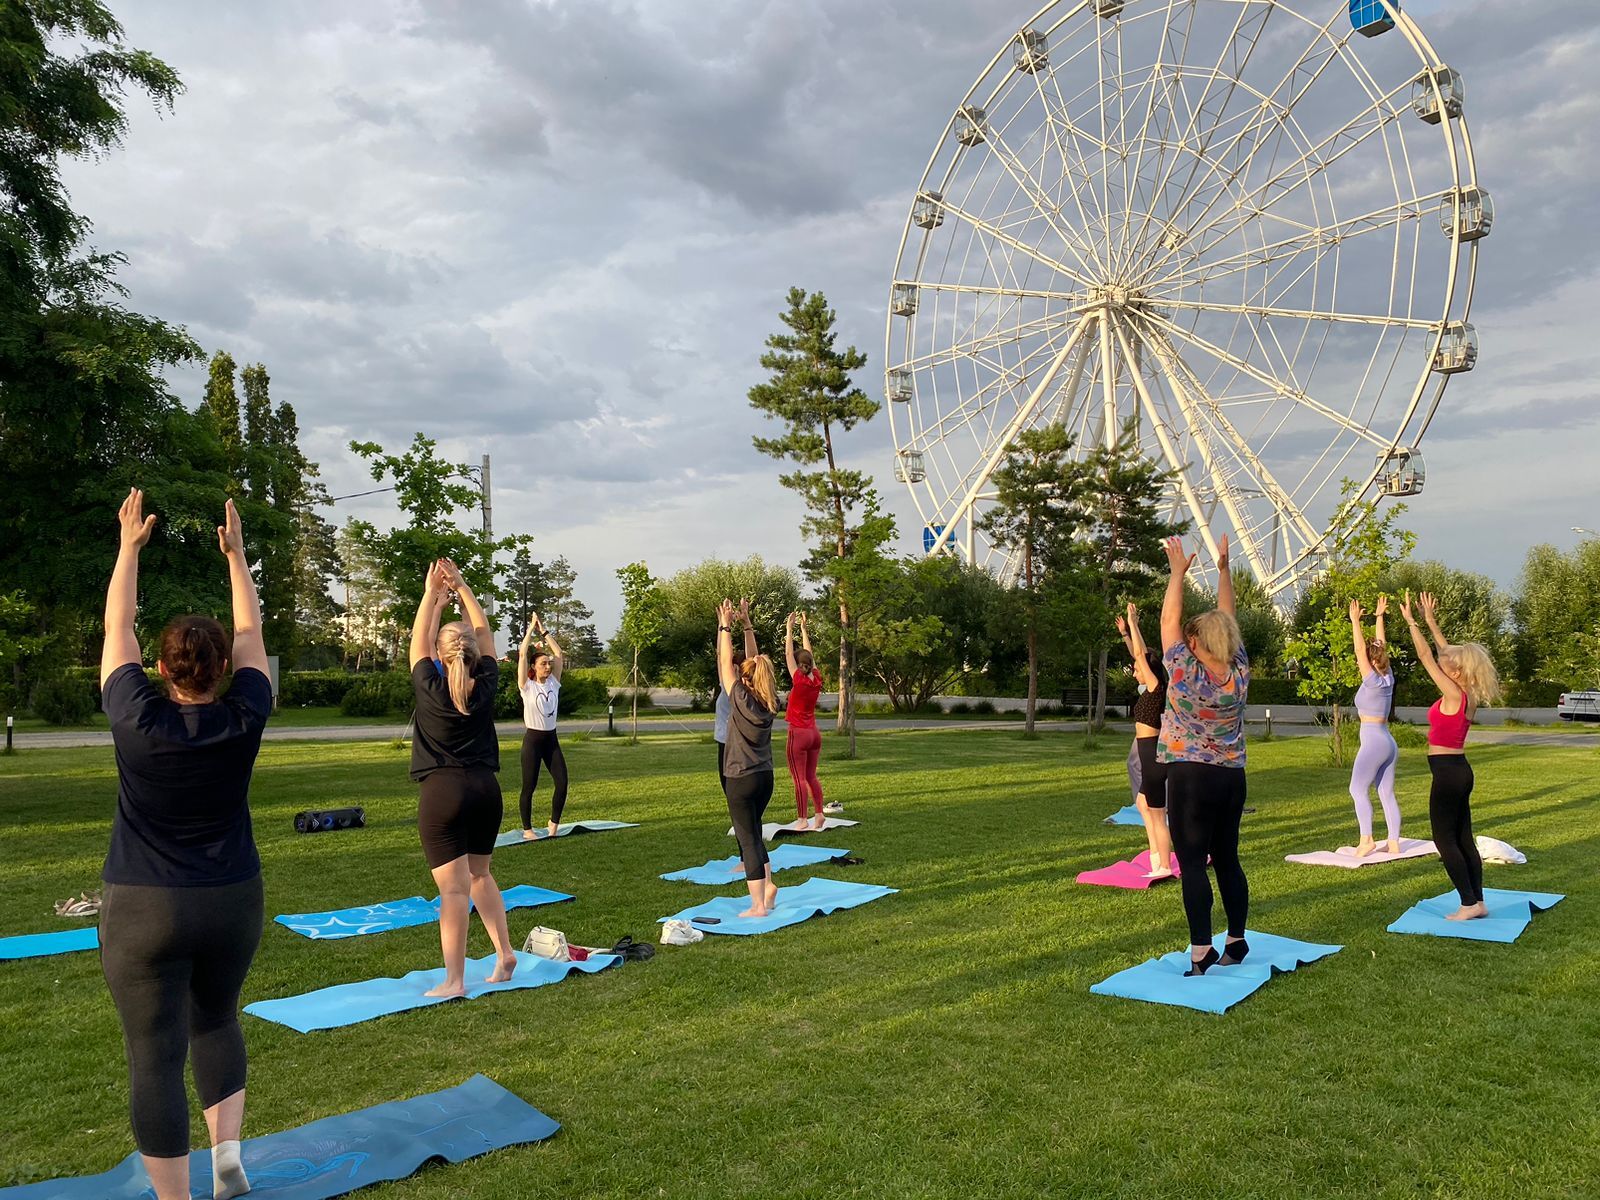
[{"left": 60, "top": 0, "right": 1600, "bottom": 634}]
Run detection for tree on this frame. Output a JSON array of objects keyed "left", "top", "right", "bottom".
[
  {"left": 615, "top": 562, "right": 666, "bottom": 742},
  {"left": 978, "top": 425, "right": 1086, "bottom": 733},
  {"left": 1232, "top": 569, "right": 1287, "bottom": 674},
  {"left": 748, "top": 286, "right": 879, "bottom": 757},
  {"left": 1285, "top": 486, "right": 1415, "bottom": 764},
  {"left": 646, "top": 557, "right": 804, "bottom": 699},
  {"left": 1511, "top": 539, "right": 1600, "bottom": 688},
  {"left": 1079, "top": 423, "right": 1186, "bottom": 729},
  {"left": 1387, "top": 560, "right": 1510, "bottom": 673},
  {"left": 198, "top": 351, "right": 243, "bottom": 483},
  {"left": 241, "top": 363, "right": 273, "bottom": 503},
  {"left": 502, "top": 547, "right": 552, "bottom": 648},
  {"left": 335, "top": 522, "right": 400, "bottom": 669},
  {"left": 344, "top": 433, "right": 530, "bottom": 631}
]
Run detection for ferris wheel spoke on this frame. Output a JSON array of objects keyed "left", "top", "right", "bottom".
[
  {"left": 983, "top": 124, "right": 1106, "bottom": 282},
  {"left": 925, "top": 313, "right": 1096, "bottom": 555},
  {"left": 1021, "top": 76, "right": 1115, "bottom": 275},
  {"left": 1118, "top": 0, "right": 1195, "bottom": 268},
  {"left": 896, "top": 306, "right": 1080, "bottom": 373},
  {"left": 1157, "top": 297, "right": 1437, "bottom": 331},
  {"left": 1137, "top": 320, "right": 1324, "bottom": 554},
  {"left": 1120, "top": 2, "right": 1275, "bottom": 277},
  {"left": 937, "top": 194, "right": 1097, "bottom": 291},
  {"left": 1141, "top": 310, "right": 1386, "bottom": 447}
]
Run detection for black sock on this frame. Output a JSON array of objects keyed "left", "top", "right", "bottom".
[
  {"left": 1185, "top": 947, "right": 1220, "bottom": 977},
  {"left": 1219, "top": 936, "right": 1249, "bottom": 966}
]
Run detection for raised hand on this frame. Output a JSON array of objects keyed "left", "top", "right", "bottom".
[
  {"left": 216, "top": 497, "right": 244, "bottom": 559},
  {"left": 1375, "top": 594, "right": 1389, "bottom": 617},
  {"left": 1419, "top": 591, "right": 1438, "bottom": 618},
  {"left": 1349, "top": 598, "right": 1364, "bottom": 622},
  {"left": 1114, "top": 615, "right": 1129, "bottom": 637},
  {"left": 1217, "top": 533, "right": 1230, "bottom": 567},
  {"left": 438, "top": 558, "right": 465, "bottom": 590},
  {"left": 1163, "top": 536, "right": 1196, "bottom": 576},
  {"left": 118, "top": 488, "right": 157, "bottom": 551},
  {"left": 717, "top": 599, "right": 736, "bottom": 629},
  {"left": 1399, "top": 589, "right": 1416, "bottom": 625},
  {"left": 738, "top": 597, "right": 752, "bottom": 625},
  {"left": 798, "top": 612, "right": 808, "bottom": 630},
  {"left": 427, "top": 560, "right": 451, "bottom": 594}
]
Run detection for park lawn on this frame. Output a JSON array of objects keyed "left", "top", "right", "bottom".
[{"left": 0, "top": 730, "right": 1596, "bottom": 1200}]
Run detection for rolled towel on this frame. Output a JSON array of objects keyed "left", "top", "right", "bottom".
[{"left": 1475, "top": 834, "right": 1526, "bottom": 865}]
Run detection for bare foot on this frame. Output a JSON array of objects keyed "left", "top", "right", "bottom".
[
  {"left": 424, "top": 980, "right": 467, "bottom": 999},
  {"left": 1446, "top": 902, "right": 1489, "bottom": 921},
  {"left": 738, "top": 905, "right": 770, "bottom": 918},
  {"left": 810, "top": 815, "right": 826, "bottom": 830},
  {"left": 1387, "top": 838, "right": 1403, "bottom": 855},
  {"left": 521, "top": 829, "right": 537, "bottom": 841},
  {"left": 765, "top": 880, "right": 778, "bottom": 909},
  {"left": 547, "top": 822, "right": 560, "bottom": 839},
  {"left": 790, "top": 819, "right": 809, "bottom": 832},
  {"left": 486, "top": 956, "right": 517, "bottom": 984},
  {"left": 1353, "top": 837, "right": 1376, "bottom": 858}
]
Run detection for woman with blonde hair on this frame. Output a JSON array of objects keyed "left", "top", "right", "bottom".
[
  {"left": 716, "top": 597, "right": 781, "bottom": 917},
  {"left": 1347, "top": 596, "right": 1402, "bottom": 856},
  {"left": 408, "top": 557, "right": 516, "bottom": 995},
  {"left": 1401, "top": 589, "right": 1502, "bottom": 920},
  {"left": 1159, "top": 535, "right": 1250, "bottom": 975},
  {"left": 1115, "top": 602, "right": 1173, "bottom": 877}
]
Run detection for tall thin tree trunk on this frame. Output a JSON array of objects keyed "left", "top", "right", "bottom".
[
  {"left": 1026, "top": 624, "right": 1038, "bottom": 735},
  {"left": 631, "top": 647, "right": 639, "bottom": 745},
  {"left": 1094, "top": 646, "right": 1109, "bottom": 731}
]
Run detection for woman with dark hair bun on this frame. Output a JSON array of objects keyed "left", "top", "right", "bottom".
[
  {"left": 783, "top": 611, "right": 827, "bottom": 830},
  {"left": 97, "top": 489, "right": 272, "bottom": 1200}
]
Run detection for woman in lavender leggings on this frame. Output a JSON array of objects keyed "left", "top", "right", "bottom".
[{"left": 1348, "top": 596, "right": 1401, "bottom": 857}]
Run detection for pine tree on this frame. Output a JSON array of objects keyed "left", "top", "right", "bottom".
[
  {"left": 748, "top": 287, "right": 878, "bottom": 757},
  {"left": 199, "top": 351, "right": 243, "bottom": 483},
  {"left": 241, "top": 363, "right": 273, "bottom": 502}
]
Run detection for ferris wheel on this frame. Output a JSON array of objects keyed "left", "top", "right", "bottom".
[{"left": 885, "top": 0, "right": 1488, "bottom": 598}]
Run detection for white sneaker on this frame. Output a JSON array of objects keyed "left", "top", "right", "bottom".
[
  {"left": 659, "top": 919, "right": 704, "bottom": 946},
  {"left": 822, "top": 801, "right": 844, "bottom": 814}
]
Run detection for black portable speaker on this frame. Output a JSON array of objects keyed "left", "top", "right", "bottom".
[{"left": 293, "top": 806, "right": 366, "bottom": 833}]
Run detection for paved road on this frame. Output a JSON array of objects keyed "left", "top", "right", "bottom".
[{"left": 12, "top": 716, "right": 1592, "bottom": 750}]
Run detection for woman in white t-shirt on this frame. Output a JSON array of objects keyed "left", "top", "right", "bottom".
[{"left": 516, "top": 614, "right": 568, "bottom": 839}]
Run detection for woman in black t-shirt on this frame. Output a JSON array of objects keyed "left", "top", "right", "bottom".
[
  {"left": 716, "top": 598, "right": 781, "bottom": 918},
  {"left": 97, "top": 490, "right": 269, "bottom": 1200},
  {"left": 1115, "top": 602, "right": 1173, "bottom": 879},
  {"left": 408, "top": 558, "right": 516, "bottom": 997}
]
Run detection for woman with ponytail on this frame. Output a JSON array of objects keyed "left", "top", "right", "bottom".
[
  {"left": 97, "top": 490, "right": 271, "bottom": 1200},
  {"left": 717, "top": 597, "right": 781, "bottom": 917},
  {"left": 409, "top": 557, "right": 516, "bottom": 996}
]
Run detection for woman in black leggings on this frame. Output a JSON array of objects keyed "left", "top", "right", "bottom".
[
  {"left": 516, "top": 614, "right": 568, "bottom": 839},
  {"left": 1158, "top": 535, "right": 1251, "bottom": 976},
  {"left": 716, "top": 597, "right": 780, "bottom": 918},
  {"left": 97, "top": 491, "right": 270, "bottom": 1200}
]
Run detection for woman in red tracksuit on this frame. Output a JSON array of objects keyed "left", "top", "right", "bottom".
[{"left": 784, "top": 612, "right": 827, "bottom": 830}]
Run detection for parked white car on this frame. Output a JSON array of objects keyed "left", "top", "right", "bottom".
[{"left": 1556, "top": 691, "right": 1600, "bottom": 722}]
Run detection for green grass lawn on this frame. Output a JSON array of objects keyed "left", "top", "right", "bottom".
[{"left": 1, "top": 730, "right": 1596, "bottom": 1199}]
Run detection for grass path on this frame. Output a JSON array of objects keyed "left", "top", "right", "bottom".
[{"left": 1, "top": 731, "right": 1596, "bottom": 1199}]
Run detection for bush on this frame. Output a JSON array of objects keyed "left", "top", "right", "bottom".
[
  {"left": 340, "top": 673, "right": 413, "bottom": 717},
  {"left": 948, "top": 701, "right": 971, "bottom": 714},
  {"left": 30, "top": 675, "right": 98, "bottom": 725},
  {"left": 972, "top": 699, "right": 996, "bottom": 715},
  {"left": 280, "top": 670, "right": 362, "bottom": 708},
  {"left": 1247, "top": 677, "right": 1303, "bottom": 706},
  {"left": 562, "top": 674, "right": 610, "bottom": 714},
  {"left": 1507, "top": 678, "right": 1564, "bottom": 707},
  {"left": 611, "top": 687, "right": 652, "bottom": 709}
]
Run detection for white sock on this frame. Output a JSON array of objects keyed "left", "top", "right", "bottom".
[{"left": 211, "top": 1139, "right": 250, "bottom": 1200}]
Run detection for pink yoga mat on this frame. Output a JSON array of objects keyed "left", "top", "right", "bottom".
[
  {"left": 1284, "top": 838, "right": 1437, "bottom": 869},
  {"left": 1076, "top": 850, "right": 1183, "bottom": 889}
]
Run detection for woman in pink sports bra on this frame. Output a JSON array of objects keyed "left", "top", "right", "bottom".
[{"left": 1400, "top": 589, "right": 1502, "bottom": 921}]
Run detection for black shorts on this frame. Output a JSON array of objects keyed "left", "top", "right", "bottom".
[
  {"left": 418, "top": 768, "right": 503, "bottom": 868},
  {"left": 1136, "top": 736, "right": 1169, "bottom": 810}
]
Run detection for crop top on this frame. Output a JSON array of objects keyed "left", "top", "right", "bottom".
[
  {"left": 1354, "top": 670, "right": 1393, "bottom": 720},
  {"left": 1427, "top": 697, "right": 1471, "bottom": 750},
  {"left": 1130, "top": 653, "right": 1168, "bottom": 727}
]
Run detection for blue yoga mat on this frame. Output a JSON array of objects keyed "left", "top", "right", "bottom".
[
  {"left": 0, "top": 1073, "right": 555, "bottom": 1199},
  {"left": 1387, "top": 886, "right": 1566, "bottom": 943},
  {"left": 274, "top": 884, "right": 573, "bottom": 940},
  {"left": 494, "top": 819, "right": 638, "bottom": 848},
  {"left": 659, "top": 876, "right": 896, "bottom": 936},
  {"left": 661, "top": 843, "right": 849, "bottom": 885},
  {"left": 1091, "top": 930, "right": 1342, "bottom": 1014},
  {"left": 0, "top": 927, "right": 99, "bottom": 961},
  {"left": 245, "top": 950, "right": 619, "bottom": 1033},
  {"left": 1104, "top": 804, "right": 1143, "bottom": 826}
]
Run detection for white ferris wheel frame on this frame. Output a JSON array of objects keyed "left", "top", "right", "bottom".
[{"left": 884, "top": 0, "right": 1483, "bottom": 599}]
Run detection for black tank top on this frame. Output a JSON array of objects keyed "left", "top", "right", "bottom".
[{"left": 1131, "top": 653, "right": 1169, "bottom": 727}]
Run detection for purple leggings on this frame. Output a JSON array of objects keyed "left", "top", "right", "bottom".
[{"left": 1350, "top": 722, "right": 1400, "bottom": 841}]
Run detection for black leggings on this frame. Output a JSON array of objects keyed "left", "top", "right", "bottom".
[
  {"left": 518, "top": 729, "right": 568, "bottom": 829},
  {"left": 1167, "top": 762, "right": 1249, "bottom": 945},
  {"left": 725, "top": 769, "right": 774, "bottom": 881},
  {"left": 1135, "top": 736, "right": 1168, "bottom": 810},
  {"left": 419, "top": 768, "right": 503, "bottom": 868},
  {"left": 716, "top": 740, "right": 727, "bottom": 793},
  {"left": 99, "top": 875, "right": 264, "bottom": 1158},
  {"left": 1428, "top": 754, "right": 1483, "bottom": 905}
]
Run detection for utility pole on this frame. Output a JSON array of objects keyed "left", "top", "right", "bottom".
[{"left": 480, "top": 453, "right": 494, "bottom": 620}]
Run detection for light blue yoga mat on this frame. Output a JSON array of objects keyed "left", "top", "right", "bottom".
[
  {"left": 1104, "top": 804, "right": 1143, "bottom": 826},
  {"left": 494, "top": 819, "right": 638, "bottom": 848},
  {"left": 0, "top": 927, "right": 99, "bottom": 960},
  {"left": 274, "top": 884, "right": 573, "bottom": 940},
  {"left": 1387, "top": 887, "right": 1566, "bottom": 943},
  {"left": 1091, "top": 930, "right": 1342, "bottom": 1014},
  {"left": 245, "top": 950, "right": 620, "bottom": 1033},
  {"left": 659, "top": 876, "right": 896, "bottom": 936},
  {"left": 661, "top": 843, "right": 849, "bottom": 885},
  {"left": 0, "top": 1072, "right": 556, "bottom": 1199}
]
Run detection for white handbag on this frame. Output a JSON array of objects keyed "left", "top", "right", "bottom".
[{"left": 522, "top": 925, "right": 571, "bottom": 961}]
